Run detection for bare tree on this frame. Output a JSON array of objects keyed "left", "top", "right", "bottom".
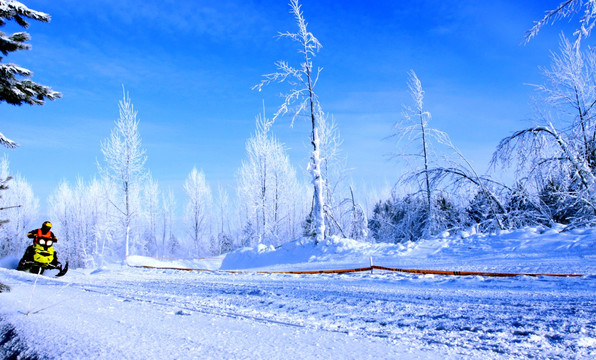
[
  {"left": 142, "top": 174, "right": 160, "bottom": 256},
  {"left": 391, "top": 71, "right": 508, "bottom": 232},
  {"left": 160, "top": 188, "right": 176, "bottom": 257},
  {"left": 344, "top": 185, "right": 368, "bottom": 241},
  {"left": 99, "top": 88, "right": 147, "bottom": 258},
  {"left": 184, "top": 167, "right": 211, "bottom": 256},
  {"left": 237, "top": 113, "right": 301, "bottom": 246},
  {"left": 318, "top": 113, "right": 350, "bottom": 237},
  {"left": 392, "top": 70, "right": 461, "bottom": 234},
  {"left": 0, "top": 156, "right": 38, "bottom": 256},
  {"left": 493, "top": 36, "right": 596, "bottom": 226},
  {"left": 254, "top": 0, "right": 326, "bottom": 243},
  {"left": 526, "top": 0, "right": 596, "bottom": 48}
]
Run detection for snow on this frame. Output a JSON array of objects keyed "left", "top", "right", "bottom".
[
  {"left": 1, "top": 227, "right": 595, "bottom": 359},
  {"left": 222, "top": 227, "right": 596, "bottom": 275}
]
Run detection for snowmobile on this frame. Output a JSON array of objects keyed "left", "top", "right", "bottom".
[{"left": 16, "top": 239, "right": 68, "bottom": 277}]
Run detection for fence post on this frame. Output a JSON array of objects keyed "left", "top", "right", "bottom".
[{"left": 370, "top": 256, "right": 373, "bottom": 274}]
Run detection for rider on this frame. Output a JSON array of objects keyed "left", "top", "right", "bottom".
[
  {"left": 18, "top": 221, "right": 60, "bottom": 268},
  {"left": 27, "top": 221, "right": 58, "bottom": 246}
]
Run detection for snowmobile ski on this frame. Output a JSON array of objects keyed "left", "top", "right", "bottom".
[
  {"left": 55, "top": 262, "right": 69, "bottom": 277},
  {"left": 17, "top": 260, "right": 69, "bottom": 277}
]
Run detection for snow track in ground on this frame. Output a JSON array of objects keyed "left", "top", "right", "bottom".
[
  {"left": 2, "top": 266, "right": 594, "bottom": 359},
  {"left": 2, "top": 228, "right": 596, "bottom": 359}
]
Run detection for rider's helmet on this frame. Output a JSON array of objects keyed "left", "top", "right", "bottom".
[{"left": 37, "top": 221, "right": 53, "bottom": 247}]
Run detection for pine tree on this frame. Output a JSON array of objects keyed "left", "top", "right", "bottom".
[
  {"left": 466, "top": 190, "right": 500, "bottom": 232},
  {"left": 0, "top": 1, "right": 61, "bottom": 147},
  {"left": 368, "top": 194, "right": 427, "bottom": 244},
  {"left": 504, "top": 182, "right": 542, "bottom": 228}
]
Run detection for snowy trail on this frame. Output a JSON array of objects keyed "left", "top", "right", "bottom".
[
  {"left": 2, "top": 268, "right": 435, "bottom": 360},
  {"left": 2, "top": 266, "right": 595, "bottom": 359}
]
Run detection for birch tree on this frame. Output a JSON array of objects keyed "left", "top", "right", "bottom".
[
  {"left": 184, "top": 167, "right": 211, "bottom": 256},
  {"left": 0, "top": 156, "right": 38, "bottom": 256},
  {"left": 142, "top": 175, "right": 160, "bottom": 256},
  {"left": 0, "top": 174, "right": 11, "bottom": 227},
  {"left": 48, "top": 178, "right": 119, "bottom": 269},
  {"left": 492, "top": 36, "right": 596, "bottom": 225},
  {"left": 254, "top": 0, "right": 326, "bottom": 243},
  {"left": 237, "top": 114, "right": 301, "bottom": 247},
  {"left": 49, "top": 182, "right": 79, "bottom": 267},
  {"left": 318, "top": 113, "right": 349, "bottom": 237},
  {"left": 391, "top": 70, "right": 459, "bottom": 235},
  {"left": 87, "top": 178, "right": 117, "bottom": 266},
  {"left": 160, "top": 188, "right": 176, "bottom": 257},
  {"left": 391, "top": 71, "right": 507, "bottom": 233},
  {"left": 526, "top": 0, "right": 596, "bottom": 48},
  {"left": 100, "top": 88, "right": 147, "bottom": 258}
]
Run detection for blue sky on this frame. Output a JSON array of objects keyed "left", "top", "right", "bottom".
[{"left": 0, "top": 0, "right": 576, "bottom": 215}]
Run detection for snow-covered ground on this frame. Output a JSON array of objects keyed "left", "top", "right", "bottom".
[{"left": 1, "top": 227, "right": 595, "bottom": 359}]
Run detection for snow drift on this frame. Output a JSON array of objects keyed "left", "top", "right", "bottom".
[{"left": 220, "top": 226, "right": 596, "bottom": 275}]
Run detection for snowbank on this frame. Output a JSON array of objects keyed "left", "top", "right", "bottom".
[
  {"left": 126, "top": 255, "right": 223, "bottom": 271},
  {"left": 220, "top": 227, "right": 596, "bottom": 274},
  {"left": 220, "top": 236, "right": 388, "bottom": 270}
]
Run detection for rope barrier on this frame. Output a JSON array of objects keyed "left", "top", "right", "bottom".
[
  {"left": 370, "top": 266, "right": 583, "bottom": 278},
  {"left": 128, "top": 263, "right": 584, "bottom": 278}
]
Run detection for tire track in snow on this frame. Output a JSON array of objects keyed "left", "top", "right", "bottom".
[{"left": 3, "top": 267, "right": 595, "bottom": 358}]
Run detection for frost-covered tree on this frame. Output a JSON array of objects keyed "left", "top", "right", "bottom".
[
  {"left": 0, "top": 156, "right": 38, "bottom": 256},
  {"left": 465, "top": 190, "right": 498, "bottom": 232},
  {"left": 526, "top": 0, "right": 596, "bottom": 48},
  {"left": 504, "top": 182, "right": 543, "bottom": 228},
  {"left": 392, "top": 70, "right": 445, "bottom": 235},
  {"left": 87, "top": 178, "right": 118, "bottom": 266},
  {"left": 184, "top": 167, "right": 212, "bottom": 256},
  {"left": 368, "top": 194, "right": 426, "bottom": 243},
  {"left": 212, "top": 185, "right": 235, "bottom": 254},
  {"left": 344, "top": 186, "right": 368, "bottom": 241},
  {"left": 387, "top": 71, "right": 508, "bottom": 235},
  {"left": 369, "top": 191, "right": 464, "bottom": 244},
  {"left": 160, "top": 188, "right": 176, "bottom": 257},
  {"left": 237, "top": 114, "right": 301, "bottom": 247},
  {"left": 48, "top": 178, "right": 118, "bottom": 269},
  {"left": 99, "top": 88, "right": 147, "bottom": 258},
  {"left": 142, "top": 175, "right": 160, "bottom": 256},
  {"left": 0, "top": 174, "right": 12, "bottom": 226},
  {"left": 492, "top": 36, "right": 596, "bottom": 226},
  {"left": 318, "top": 113, "right": 350, "bottom": 236},
  {"left": 254, "top": 0, "right": 326, "bottom": 243},
  {"left": 391, "top": 70, "right": 486, "bottom": 234},
  {"left": 49, "top": 181, "right": 79, "bottom": 267},
  {"left": 0, "top": 0, "right": 61, "bottom": 147}
]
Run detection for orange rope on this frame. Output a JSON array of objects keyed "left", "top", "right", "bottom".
[
  {"left": 370, "top": 265, "right": 583, "bottom": 277},
  {"left": 128, "top": 264, "right": 584, "bottom": 277}
]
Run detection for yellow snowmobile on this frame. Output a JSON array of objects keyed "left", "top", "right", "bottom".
[{"left": 17, "top": 239, "right": 68, "bottom": 277}]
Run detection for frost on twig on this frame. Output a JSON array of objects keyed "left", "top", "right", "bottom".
[{"left": 525, "top": 0, "right": 596, "bottom": 48}]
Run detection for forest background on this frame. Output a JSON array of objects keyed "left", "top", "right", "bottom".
[{"left": 0, "top": 0, "right": 591, "bottom": 268}]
